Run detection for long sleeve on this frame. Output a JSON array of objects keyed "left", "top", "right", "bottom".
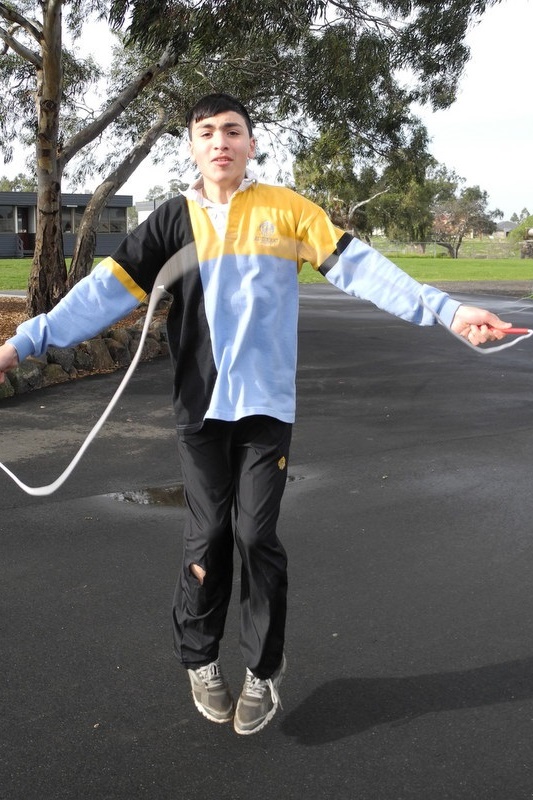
[
  {"left": 322, "top": 236, "right": 460, "bottom": 327},
  {"left": 7, "top": 259, "right": 145, "bottom": 361}
]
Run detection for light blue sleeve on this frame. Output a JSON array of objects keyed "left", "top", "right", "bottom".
[
  {"left": 324, "top": 237, "right": 460, "bottom": 327},
  {"left": 7, "top": 262, "right": 142, "bottom": 361}
]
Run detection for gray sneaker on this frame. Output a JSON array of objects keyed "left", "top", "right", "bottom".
[
  {"left": 234, "top": 654, "right": 287, "bottom": 735},
  {"left": 187, "top": 659, "right": 234, "bottom": 723}
]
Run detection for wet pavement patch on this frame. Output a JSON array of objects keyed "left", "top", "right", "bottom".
[
  {"left": 106, "top": 485, "right": 187, "bottom": 506},
  {"left": 106, "top": 474, "right": 306, "bottom": 507}
]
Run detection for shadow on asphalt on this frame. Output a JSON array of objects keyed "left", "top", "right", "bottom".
[{"left": 282, "top": 656, "right": 533, "bottom": 745}]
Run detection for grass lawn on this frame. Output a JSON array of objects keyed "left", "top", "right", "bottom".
[
  {"left": 0, "top": 259, "right": 94, "bottom": 290},
  {"left": 298, "top": 258, "right": 532, "bottom": 284},
  {"left": 1, "top": 256, "right": 532, "bottom": 291}
]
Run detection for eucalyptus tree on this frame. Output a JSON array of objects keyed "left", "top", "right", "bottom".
[
  {"left": 110, "top": 0, "right": 504, "bottom": 130},
  {"left": 0, "top": 0, "right": 183, "bottom": 314},
  {"left": 293, "top": 131, "right": 385, "bottom": 240}
]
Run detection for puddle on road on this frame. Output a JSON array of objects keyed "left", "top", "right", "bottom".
[
  {"left": 106, "top": 474, "right": 305, "bottom": 507},
  {"left": 107, "top": 485, "right": 187, "bottom": 507}
]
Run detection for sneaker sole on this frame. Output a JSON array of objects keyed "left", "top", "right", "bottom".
[
  {"left": 234, "top": 655, "right": 287, "bottom": 736},
  {"left": 234, "top": 701, "right": 279, "bottom": 735},
  {"left": 191, "top": 693, "right": 234, "bottom": 724}
]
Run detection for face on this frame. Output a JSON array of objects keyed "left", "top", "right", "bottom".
[{"left": 189, "top": 111, "right": 256, "bottom": 198}]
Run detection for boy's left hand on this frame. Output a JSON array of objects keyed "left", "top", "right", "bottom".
[{"left": 451, "top": 305, "right": 512, "bottom": 345}]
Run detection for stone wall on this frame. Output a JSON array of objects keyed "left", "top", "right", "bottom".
[{"left": 0, "top": 312, "right": 169, "bottom": 400}]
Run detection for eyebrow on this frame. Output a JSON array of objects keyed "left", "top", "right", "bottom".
[{"left": 195, "top": 120, "right": 246, "bottom": 131}]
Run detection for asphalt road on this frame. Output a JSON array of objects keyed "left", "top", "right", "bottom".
[{"left": 2, "top": 284, "right": 533, "bottom": 800}]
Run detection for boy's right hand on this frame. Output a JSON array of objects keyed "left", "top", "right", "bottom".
[{"left": 0, "top": 343, "right": 19, "bottom": 383}]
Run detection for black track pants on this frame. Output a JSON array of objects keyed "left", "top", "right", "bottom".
[{"left": 172, "top": 415, "right": 292, "bottom": 680}]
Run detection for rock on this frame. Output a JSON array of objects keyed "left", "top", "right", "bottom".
[
  {"left": 149, "top": 318, "right": 168, "bottom": 341},
  {"left": 82, "top": 338, "right": 115, "bottom": 371},
  {"left": 72, "top": 345, "right": 94, "bottom": 372},
  {"left": 47, "top": 346, "right": 76, "bottom": 372},
  {"left": 105, "top": 338, "right": 132, "bottom": 368},
  {"left": 140, "top": 336, "right": 163, "bottom": 361},
  {"left": 42, "top": 363, "right": 70, "bottom": 387},
  {"left": 7, "top": 360, "right": 44, "bottom": 394},
  {"left": 107, "top": 328, "right": 131, "bottom": 348},
  {"left": 0, "top": 377, "right": 15, "bottom": 399}
]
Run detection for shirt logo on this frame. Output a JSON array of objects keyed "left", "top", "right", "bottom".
[{"left": 255, "top": 220, "right": 279, "bottom": 247}]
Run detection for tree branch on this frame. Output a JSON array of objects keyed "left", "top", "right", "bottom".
[
  {"left": 0, "top": 26, "right": 42, "bottom": 66},
  {"left": 59, "top": 46, "right": 179, "bottom": 169},
  {"left": 349, "top": 186, "right": 390, "bottom": 212},
  {"left": 0, "top": 2, "right": 42, "bottom": 42}
]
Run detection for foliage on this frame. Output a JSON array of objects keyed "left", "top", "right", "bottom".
[
  {"left": 508, "top": 215, "right": 533, "bottom": 243},
  {"left": 109, "top": 1, "right": 503, "bottom": 111},
  {"left": 361, "top": 129, "right": 440, "bottom": 245},
  {"left": 0, "top": 172, "right": 37, "bottom": 191},
  {"left": 0, "top": 1, "right": 186, "bottom": 313},
  {"left": 292, "top": 130, "right": 382, "bottom": 238},
  {"left": 510, "top": 208, "right": 530, "bottom": 223},
  {"left": 145, "top": 180, "right": 186, "bottom": 200}
]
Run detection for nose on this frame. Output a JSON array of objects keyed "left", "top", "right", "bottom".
[{"left": 212, "top": 130, "right": 228, "bottom": 149}]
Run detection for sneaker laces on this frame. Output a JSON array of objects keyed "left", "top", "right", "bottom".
[
  {"left": 244, "top": 669, "right": 283, "bottom": 709},
  {"left": 196, "top": 660, "right": 225, "bottom": 689}
]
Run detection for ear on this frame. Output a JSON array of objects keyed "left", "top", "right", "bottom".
[
  {"left": 248, "top": 137, "right": 256, "bottom": 160},
  {"left": 188, "top": 139, "right": 195, "bottom": 163}
]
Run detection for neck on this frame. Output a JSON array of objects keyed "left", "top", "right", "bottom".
[{"left": 202, "top": 175, "right": 245, "bottom": 204}]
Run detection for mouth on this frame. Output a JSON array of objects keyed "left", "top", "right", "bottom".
[{"left": 212, "top": 157, "right": 232, "bottom": 165}]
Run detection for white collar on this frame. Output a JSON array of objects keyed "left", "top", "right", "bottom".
[{"left": 182, "top": 169, "right": 258, "bottom": 207}]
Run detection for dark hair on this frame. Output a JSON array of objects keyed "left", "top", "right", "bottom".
[{"left": 186, "top": 93, "right": 254, "bottom": 137}]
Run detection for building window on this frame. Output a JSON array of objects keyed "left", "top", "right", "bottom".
[
  {"left": 61, "top": 206, "right": 127, "bottom": 234},
  {"left": 0, "top": 205, "right": 15, "bottom": 232},
  {"left": 62, "top": 207, "right": 74, "bottom": 232},
  {"left": 98, "top": 207, "right": 127, "bottom": 234},
  {"left": 74, "top": 206, "right": 84, "bottom": 232}
]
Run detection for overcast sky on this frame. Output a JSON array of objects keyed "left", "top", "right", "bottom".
[
  {"left": 412, "top": 0, "right": 532, "bottom": 220},
  {"left": 4, "top": 0, "right": 531, "bottom": 218}
]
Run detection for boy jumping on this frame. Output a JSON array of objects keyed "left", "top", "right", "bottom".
[{"left": 0, "top": 93, "right": 510, "bottom": 735}]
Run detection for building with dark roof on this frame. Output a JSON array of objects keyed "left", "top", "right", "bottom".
[
  {"left": 0, "top": 191, "right": 132, "bottom": 258},
  {"left": 495, "top": 220, "right": 518, "bottom": 238}
]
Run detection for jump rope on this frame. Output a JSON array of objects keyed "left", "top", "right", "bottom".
[
  {"left": 1, "top": 255, "right": 532, "bottom": 497},
  {"left": 0, "top": 244, "right": 196, "bottom": 497}
]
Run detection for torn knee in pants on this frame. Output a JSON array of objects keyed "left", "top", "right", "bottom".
[{"left": 190, "top": 563, "right": 206, "bottom": 585}]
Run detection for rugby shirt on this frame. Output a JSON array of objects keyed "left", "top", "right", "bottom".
[{"left": 9, "top": 181, "right": 460, "bottom": 431}]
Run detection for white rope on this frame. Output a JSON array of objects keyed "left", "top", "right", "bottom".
[
  {"left": 0, "top": 244, "right": 196, "bottom": 497},
  {"left": 2, "top": 272, "right": 531, "bottom": 496}
]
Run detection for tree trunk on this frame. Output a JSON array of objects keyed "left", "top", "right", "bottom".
[
  {"left": 434, "top": 240, "right": 456, "bottom": 258},
  {"left": 67, "top": 110, "right": 169, "bottom": 288},
  {"left": 27, "top": 0, "right": 67, "bottom": 317}
]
